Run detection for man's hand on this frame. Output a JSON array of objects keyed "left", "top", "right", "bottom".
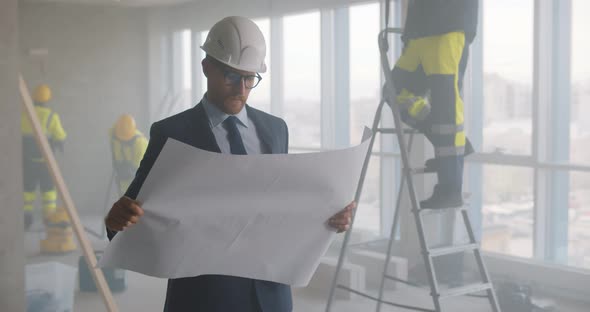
[
  {"left": 328, "top": 201, "right": 356, "bottom": 233},
  {"left": 105, "top": 196, "right": 144, "bottom": 232}
]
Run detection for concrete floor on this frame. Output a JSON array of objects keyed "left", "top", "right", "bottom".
[{"left": 24, "top": 217, "right": 589, "bottom": 312}]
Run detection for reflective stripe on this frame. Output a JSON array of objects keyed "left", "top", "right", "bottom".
[
  {"left": 42, "top": 190, "right": 57, "bottom": 202},
  {"left": 431, "top": 123, "right": 464, "bottom": 135},
  {"left": 24, "top": 192, "right": 36, "bottom": 202},
  {"left": 435, "top": 145, "right": 465, "bottom": 157},
  {"left": 24, "top": 192, "right": 36, "bottom": 211},
  {"left": 42, "top": 190, "right": 57, "bottom": 214}
]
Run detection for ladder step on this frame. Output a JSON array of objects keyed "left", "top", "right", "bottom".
[
  {"left": 384, "top": 275, "right": 422, "bottom": 288},
  {"left": 439, "top": 282, "right": 492, "bottom": 299},
  {"left": 336, "top": 285, "right": 435, "bottom": 312},
  {"left": 335, "top": 284, "right": 378, "bottom": 301},
  {"left": 377, "top": 127, "right": 419, "bottom": 134},
  {"left": 428, "top": 243, "right": 479, "bottom": 257}
]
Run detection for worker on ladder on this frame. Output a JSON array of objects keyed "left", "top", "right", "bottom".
[
  {"left": 21, "top": 84, "right": 67, "bottom": 230},
  {"left": 327, "top": 2, "right": 501, "bottom": 310},
  {"left": 109, "top": 114, "right": 148, "bottom": 196},
  {"left": 388, "top": 0, "right": 479, "bottom": 209}
]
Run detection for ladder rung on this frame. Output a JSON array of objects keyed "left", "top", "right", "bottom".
[
  {"left": 335, "top": 285, "right": 378, "bottom": 301},
  {"left": 428, "top": 243, "right": 479, "bottom": 257},
  {"left": 439, "top": 282, "right": 492, "bottom": 299},
  {"left": 377, "top": 127, "right": 419, "bottom": 134},
  {"left": 336, "top": 285, "right": 435, "bottom": 312},
  {"left": 384, "top": 275, "right": 421, "bottom": 288}
]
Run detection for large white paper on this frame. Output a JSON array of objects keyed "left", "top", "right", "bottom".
[{"left": 99, "top": 128, "right": 372, "bottom": 287}]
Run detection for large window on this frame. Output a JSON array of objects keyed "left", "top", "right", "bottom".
[
  {"left": 173, "top": 0, "right": 590, "bottom": 272},
  {"left": 478, "top": 0, "right": 536, "bottom": 261},
  {"left": 349, "top": 3, "right": 382, "bottom": 233},
  {"left": 568, "top": 0, "right": 590, "bottom": 269},
  {"left": 349, "top": 2, "right": 380, "bottom": 145},
  {"left": 569, "top": 0, "right": 590, "bottom": 165},
  {"left": 283, "top": 11, "right": 321, "bottom": 148},
  {"left": 354, "top": 156, "right": 381, "bottom": 233},
  {"left": 569, "top": 173, "right": 590, "bottom": 269},
  {"left": 481, "top": 165, "right": 534, "bottom": 259},
  {"left": 483, "top": 0, "right": 533, "bottom": 155},
  {"left": 200, "top": 30, "right": 209, "bottom": 99},
  {"left": 168, "top": 29, "right": 192, "bottom": 117},
  {"left": 246, "top": 18, "right": 271, "bottom": 113}
]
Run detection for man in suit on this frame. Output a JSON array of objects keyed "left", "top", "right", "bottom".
[{"left": 104, "top": 16, "right": 355, "bottom": 312}]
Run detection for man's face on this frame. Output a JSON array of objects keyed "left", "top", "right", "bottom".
[{"left": 203, "top": 57, "right": 259, "bottom": 115}]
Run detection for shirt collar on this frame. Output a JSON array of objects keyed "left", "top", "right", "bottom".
[{"left": 202, "top": 94, "right": 249, "bottom": 129}]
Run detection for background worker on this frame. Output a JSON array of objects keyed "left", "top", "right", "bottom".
[
  {"left": 21, "top": 84, "right": 67, "bottom": 230},
  {"left": 109, "top": 114, "right": 148, "bottom": 196}
]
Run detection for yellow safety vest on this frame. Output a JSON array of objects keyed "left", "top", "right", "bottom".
[{"left": 21, "top": 105, "right": 67, "bottom": 162}]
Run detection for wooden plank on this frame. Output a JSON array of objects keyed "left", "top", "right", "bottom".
[{"left": 19, "top": 75, "right": 119, "bottom": 312}]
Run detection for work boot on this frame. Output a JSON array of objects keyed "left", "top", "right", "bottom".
[
  {"left": 24, "top": 212, "right": 33, "bottom": 231},
  {"left": 44, "top": 207, "right": 71, "bottom": 228},
  {"left": 420, "top": 184, "right": 463, "bottom": 209}
]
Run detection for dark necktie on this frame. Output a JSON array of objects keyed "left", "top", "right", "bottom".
[{"left": 223, "top": 116, "right": 247, "bottom": 155}]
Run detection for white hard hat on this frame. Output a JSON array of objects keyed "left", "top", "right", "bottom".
[{"left": 201, "top": 16, "right": 267, "bottom": 73}]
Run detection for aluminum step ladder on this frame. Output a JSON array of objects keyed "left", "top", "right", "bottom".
[{"left": 324, "top": 26, "right": 501, "bottom": 312}]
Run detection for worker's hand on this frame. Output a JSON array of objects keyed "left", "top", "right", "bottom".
[
  {"left": 327, "top": 201, "right": 356, "bottom": 233},
  {"left": 105, "top": 196, "right": 144, "bottom": 232}
]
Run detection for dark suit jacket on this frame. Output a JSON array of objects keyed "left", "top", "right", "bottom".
[{"left": 107, "top": 102, "right": 292, "bottom": 312}]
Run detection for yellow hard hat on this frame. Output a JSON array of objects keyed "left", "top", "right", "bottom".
[
  {"left": 33, "top": 84, "right": 52, "bottom": 103},
  {"left": 115, "top": 114, "right": 137, "bottom": 141}
]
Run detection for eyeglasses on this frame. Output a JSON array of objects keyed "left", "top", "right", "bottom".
[
  {"left": 210, "top": 58, "right": 262, "bottom": 89},
  {"left": 222, "top": 69, "right": 262, "bottom": 89}
]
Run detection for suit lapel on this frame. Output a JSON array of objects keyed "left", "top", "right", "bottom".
[
  {"left": 246, "top": 105, "right": 276, "bottom": 154},
  {"left": 187, "top": 102, "right": 221, "bottom": 153}
]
